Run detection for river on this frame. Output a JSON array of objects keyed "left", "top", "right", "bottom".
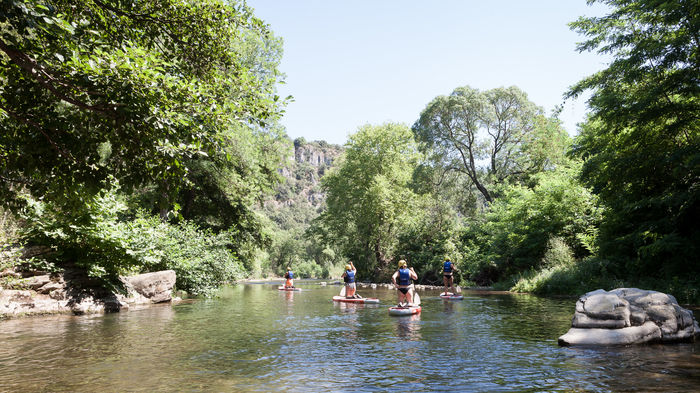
[{"left": 1, "top": 282, "right": 699, "bottom": 392}]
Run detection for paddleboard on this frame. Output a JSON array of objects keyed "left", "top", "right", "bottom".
[
  {"left": 278, "top": 286, "right": 302, "bottom": 292},
  {"left": 388, "top": 305, "right": 421, "bottom": 316},
  {"left": 439, "top": 293, "right": 464, "bottom": 300},
  {"left": 332, "top": 296, "right": 379, "bottom": 304}
]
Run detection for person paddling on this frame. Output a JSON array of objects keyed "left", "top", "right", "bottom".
[
  {"left": 391, "top": 260, "right": 418, "bottom": 307},
  {"left": 341, "top": 261, "right": 362, "bottom": 299},
  {"left": 441, "top": 258, "right": 457, "bottom": 295},
  {"left": 284, "top": 267, "right": 294, "bottom": 289}
]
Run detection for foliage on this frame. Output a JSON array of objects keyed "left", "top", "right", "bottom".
[
  {"left": 317, "top": 123, "right": 423, "bottom": 278},
  {"left": 394, "top": 208, "right": 463, "bottom": 285},
  {"left": 255, "top": 138, "right": 344, "bottom": 279},
  {"left": 413, "top": 86, "right": 570, "bottom": 203},
  {"left": 509, "top": 256, "right": 621, "bottom": 296},
  {"left": 120, "top": 214, "right": 245, "bottom": 296},
  {"left": 18, "top": 184, "right": 143, "bottom": 281},
  {"left": 459, "top": 162, "right": 603, "bottom": 284},
  {"left": 0, "top": 0, "right": 283, "bottom": 212},
  {"left": 568, "top": 0, "right": 700, "bottom": 278},
  {"left": 396, "top": 161, "right": 467, "bottom": 284},
  {"left": 0, "top": 207, "right": 21, "bottom": 246},
  {"left": 0, "top": 0, "right": 289, "bottom": 293},
  {"left": 293, "top": 259, "right": 323, "bottom": 279},
  {"left": 18, "top": 185, "right": 244, "bottom": 295}
]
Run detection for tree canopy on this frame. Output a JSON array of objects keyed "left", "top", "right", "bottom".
[
  {"left": 316, "top": 123, "right": 422, "bottom": 277},
  {"left": 0, "top": 0, "right": 284, "bottom": 210},
  {"left": 568, "top": 0, "right": 699, "bottom": 277},
  {"left": 413, "top": 86, "right": 569, "bottom": 203}
]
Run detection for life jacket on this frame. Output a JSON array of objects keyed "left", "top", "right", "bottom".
[
  {"left": 285, "top": 271, "right": 294, "bottom": 279},
  {"left": 344, "top": 270, "right": 355, "bottom": 283},
  {"left": 443, "top": 261, "right": 453, "bottom": 273},
  {"left": 398, "top": 268, "right": 411, "bottom": 286}
]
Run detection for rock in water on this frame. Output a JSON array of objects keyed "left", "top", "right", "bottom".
[
  {"left": 559, "top": 288, "right": 700, "bottom": 346},
  {"left": 123, "top": 270, "right": 176, "bottom": 303}
]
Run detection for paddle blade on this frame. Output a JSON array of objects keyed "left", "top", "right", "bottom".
[
  {"left": 456, "top": 286, "right": 462, "bottom": 293},
  {"left": 414, "top": 291, "right": 421, "bottom": 306},
  {"left": 339, "top": 285, "right": 346, "bottom": 297}
]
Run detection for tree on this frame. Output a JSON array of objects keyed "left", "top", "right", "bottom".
[
  {"left": 568, "top": 0, "right": 700, "bottom": 277},
  {"left": 316, "top": 123, "right": 422, "bottom": 277},
  {"left": 0, "top": 0, "right": 283, "bottom": 211},
  {"left": 460, "top": 162, "right": 603, "bottom": 284},
  {"left": 0, "top": 0, "right": 288, "bottom": 285},
  {"left": 413, "top": 86, "right": 568, "bottom": 203}
]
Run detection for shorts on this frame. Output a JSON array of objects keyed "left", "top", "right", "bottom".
[
  {"left": 443, "top": 274, "right": 453, "bottom": 279},
  {"left": 345, "top": 282, "right": 356, "bottom": 289},
  {"left": 398, "top": 288, "right": 409, "bottom": 295}
]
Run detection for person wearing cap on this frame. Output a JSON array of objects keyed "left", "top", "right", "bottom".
[
  {"left": 441, "top": 258, "right": 457, "bottom": 295},
  {"left": 341, "top": 261, "right": 361, "bottom": 299},
  {"left": 391, "top": 260, "right": 418, "bottom": 307},
  {"left": 284, "top": 267, "right": 294, "bottom": 288}
]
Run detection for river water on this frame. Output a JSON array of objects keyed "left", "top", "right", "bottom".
[{"left": 1, "top": 282, "right": 699, "bottom": 392}]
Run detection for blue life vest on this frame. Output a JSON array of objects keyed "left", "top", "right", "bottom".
[
  {"left": 398, "top": 268, "right": 411, "bottom": 286},
  {"left": 345, "top": 270, "right": 355, "bottom": 283},
  {"left": 443, "top": 261, "right": 453, "bottom": 273},
  {"left": 286, "top": 271, "right": 294, "bottom": 279}
]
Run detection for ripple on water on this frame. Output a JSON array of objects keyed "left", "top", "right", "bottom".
[{"left": 1, "top": 284, "right": 699, "bottom": 392}]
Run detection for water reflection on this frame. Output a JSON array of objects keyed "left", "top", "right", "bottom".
[
  {"left": 0, "top": 284, "right": 698, "bottom": 392},
  {"left": 394, "top": 313, "right": 421, "bottom": 340},
  {"left": 441, "top": 298, "right": 456, "bottom": 313}
]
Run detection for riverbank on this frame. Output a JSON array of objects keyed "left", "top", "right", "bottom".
[{"left": 0, "top": 267, "right": 179, "bottom": 320}]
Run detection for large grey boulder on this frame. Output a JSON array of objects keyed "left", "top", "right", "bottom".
[
  {"left": 559, "top": 288, "right": 700, "bottom": 346},
  {"left": 122, "top": 270, "right": 176, "bottom": 304}
]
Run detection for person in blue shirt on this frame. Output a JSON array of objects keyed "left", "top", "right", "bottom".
[
  {"left": 441, "top": 258, "right": 457, "bottom": 296},
  {"left": 391, "top": 260, "right": 418, "bottom": 307},
  {"left": 341, "top": 261, "right": 361, "bottom": 298},
  {"left": 284, "top": 267, "right": 294, "bottom": 288}
]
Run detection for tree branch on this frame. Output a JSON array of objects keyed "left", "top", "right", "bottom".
[{"left": 0, "top": 40, "right": 116, "bottom": 118}]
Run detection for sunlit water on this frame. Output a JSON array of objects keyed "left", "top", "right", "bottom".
[{"left": 1, "top": 282, "right": 699, "bottom": 392}]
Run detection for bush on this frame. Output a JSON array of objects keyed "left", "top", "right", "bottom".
[
  {"left": 510, "top": 256, "right": 620, "bottom": 295},
  {"left": 18, "top": 187, "right": 246, "bottom": 296},
  {"left": 459, "top": 162, "right": 602, "bottom": 285},
  {"left": 116, "top": 214, "right": 246, "bottom": 296},
  {"left": 541, "top": 236, "right": 575, "bottom": 269},
  {"left": 294, "top": 259, "right": 323, "bottom": 279}
]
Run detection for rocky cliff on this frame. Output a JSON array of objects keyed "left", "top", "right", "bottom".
[{"left": 270, "top": 138, "right": 343, "bottom": 209}]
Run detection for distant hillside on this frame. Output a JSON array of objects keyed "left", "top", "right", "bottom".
[{"left": 263, "top": 138, "right": 343, "bottom": 230}]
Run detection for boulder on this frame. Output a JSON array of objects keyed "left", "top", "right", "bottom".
[
  {"left": 1, "top": 269, "right": 177, "bottom": 319},
  {"left": 123, "top": 270, "right": 176, "bottom": 303},
  {"left": 23, "top": 275, "right": 52, "bottom": 290},
  {"left": 559, "top": 288, "right": 700, "bottom": 346},
  {"left": 559, "top": 321, "right": 661, "bottom": 346}
]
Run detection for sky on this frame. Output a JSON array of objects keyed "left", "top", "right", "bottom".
[{"left": 246, "top": 0, "right": 612, "bottom": 146}]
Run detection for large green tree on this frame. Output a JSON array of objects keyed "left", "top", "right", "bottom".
[
  {"left": 316, "top": 123, "right": 422, "bottom": 277},
  {"left": 413, "top": 86, "right": 569, "bottom": 203},
  {"left": 0, "top": 0, "right": 287, "bottom": 284},
  {"left": 0, "top": 0, "right": 283, "bottom": 211},
  {"left": 568, "top": 0, "right": 699, "bottom": 277}
]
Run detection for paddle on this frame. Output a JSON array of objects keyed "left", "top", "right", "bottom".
[
  {"left": 339, "top": 285, "right": 346, "bottom": 297},
  {"left": 413, "top": 289, "right": 421, "bottom": 306},
  {"left": 456, "top": 285, "right": 462, "bottom": 294}
]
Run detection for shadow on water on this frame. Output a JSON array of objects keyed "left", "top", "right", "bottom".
[{"left": 0, "top": 282, "right": 698, "bottom": 392}]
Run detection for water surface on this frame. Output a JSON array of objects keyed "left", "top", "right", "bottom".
[{"left": 1, "top": 282, "right": 698, "bottom": 392}]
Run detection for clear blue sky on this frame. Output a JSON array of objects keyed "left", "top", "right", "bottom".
[{"left": 246, "top": 0, "right": 611, "bottom": 145}]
